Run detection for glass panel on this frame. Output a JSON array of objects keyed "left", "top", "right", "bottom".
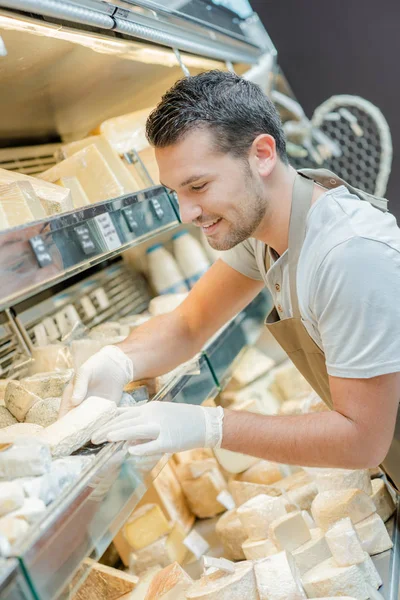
[{"left": 0, "top": 560, "right": 35, "bottom": 600}]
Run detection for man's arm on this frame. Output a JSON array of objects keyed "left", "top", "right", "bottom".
[{"left": 221, "top": 372, "right": 400, "bottom": 469}]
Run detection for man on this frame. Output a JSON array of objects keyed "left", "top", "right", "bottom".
[{"left": 75, "top": 72, "right": 400, "bottom": 482}]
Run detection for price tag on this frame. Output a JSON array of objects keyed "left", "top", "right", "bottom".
[
  {"left": 150, "top": 198, "right": 164, "bottom": 220},
  {"left": 74, "top": 224, "right": 96, "bottom": 255},
  {"left": 183, "top": 530, "right": 209, "bottom": 559},
  {"left": 217, "top": 490, "right": 236, "bottom": 510},
  {"left": 95, "top": 213, "right": 121, "bottom": 251},
  {"left": 29, "top": 235, "right": 52, "bottom": 268},
  {"left": 122, "top": 206, "right": 139, "bottom": 232}
]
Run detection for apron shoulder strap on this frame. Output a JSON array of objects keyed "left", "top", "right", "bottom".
[{"left": 298, "top": 168, "right": 388, "bottom": 213}]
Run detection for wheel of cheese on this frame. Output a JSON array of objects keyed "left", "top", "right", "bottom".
[
  {"left": 370, "top": 478, "right": 396, "bottom": 522},
  {"left": 236, "top": 460, "right": 283, "bottom": 485},
  {"left": 242, "top": 538, "right": 278, "bottom": 560},
  {"left": 144, "top": 562, "right": 193, "bottom": 600},
  {"left": 315, "top": 469, "right": 372, "bottom": 495},
  {"left": 215, "top": 509, "right": 247, "bottom": 561},
  {"left": 180, "top": 469, "right": 227, "bottom": 518},
  {"left": 287, "top": 482, "right": 318, "bottom": 511},
  {"left": 237, "top": 494, "right": 286, "bottom": 540},
  {"left": 186, "top": 561, "right": 259, "bottom": 600},
  {"left": 311, "top": 489, "right": 376, "bottom": 531},
  {"left": 355, "top": 513, "right": 393, "bottom": 555},
  {"left": 254, "top": 550, "right": 306, "bottom": 600},
  {"left": 228, "top": 480, "right": 280, "bottom": 507},
  {"left": 268, "top": 511, "right": 311, "bottom": 552},
  {"left": 325, "top": 518, "right": 365, "bottom": 567},
  {"left": 302, "top": 557, "right": 369, "bottom": 599},
  {"left": 292, "top": 528, "right": 331, "bottom": 575}
]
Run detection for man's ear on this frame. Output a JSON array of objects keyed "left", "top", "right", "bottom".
[{"left": 250, "top": 134, "right": 277, "bottom": 177}]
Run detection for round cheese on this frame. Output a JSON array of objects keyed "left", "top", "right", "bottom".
[
  {"left": 186, "top": 561, "right": 258, "bottom": 600},
  {"left": 237, "top": 494, "right": 286, "bottom": 540},
  {"left": 254, "top": 551, "right": 306, "bottom": 600},
  {"left": 215, "top": 509, "right": 247, "bottom": 561},
  {"left": 311, "top": 489, "right": 376, "bottom": 531},
  {"left": 302, "top": 557, "right": 369, "bottom": 599}
]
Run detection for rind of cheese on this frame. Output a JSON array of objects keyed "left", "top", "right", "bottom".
[
  {"left": 124, "top": 504, "right": 171, "bottom": 551},
  {"left": 25, "top": 397, "right": 61, "bottom": 427},
  {"left": 355, "top": 513, "right": 393, "bottom": 555},
  {"left": 230, "top": 347, "right": 275, "bottom": 387},
  {"left": 0, "top": 482, "right": 25, "bottom": 517},
  {"left": 0, "top": 515, "right": 29, "bottom": 546},
  {"left": 358, "top": 552, "right": 382, "bottom": 590},
  {"left": 287, "top": 482, "right": 318, "bottom": 511},
  {"left": 0, "top": 438, "right": 51, "bottom": 478},
  {"left": 131, "top": 535, "right": 174, "bottom": 576},
  {"left": 254, "top": 550, "right": 306, "bottom": 600},
  {"left": 236, "top": 460, "right": 283, "bottom": 485},
  {"left": 0, "top": 406, "right": 17, "bottom": 428},
  {"left": 186, "top": 560, "right": 259, "bottom": 600},
  {"left": 242, "top": 537, "right": 278, "bottom": 560},
  {"left": 0, "top": 423, "right": 44, "bottom": 442},
  {"left": 315, "top": 469, "right": 372, "bottom": 495},
  {"left": 73, "top": 557, "right": 139, "bottom": 600},
  {"left": 0, "top": 181, "right": 45, "bottom": 228},
  {"left": 21, "top": 370, "right": 73, "bottom": 399},
  {"left": 237, "top": 494, "right": 286, "bottom": 540},
  {"left": 370, "top": 478, "right": 396, "bottom": 522},
  {"left": 144, "top": 562, "right": 192, "bottom": 600},
  {"left": 39, "top": 397, "right": 117, "bottom": 457},
  {"left": 269, "top": 510, "right": 311, "bottom": 552},
  {"left": 180, "top": 469, "right": 227, "bottom": 518},
  {"left": 228, "top": 480, "right": 281, "bottom": 507},
  {"left": 311, "top": 489, "right": 376, "bottom": 531},
  {"left": 31, "top": 344, "right": 71, "bottom": 375},
  {"left": 325, "top": 518, "right": 364, "bottom": 567},
  {"left": 301, "top": 557, "right": 369, "bottom": 599},
  {"left": 215, "top": 509, "right": 247, "bottom": 561},
  {"left": 5, "top": 381, "right": 42, "bottom": 421},
  {"left": 292, "top": 528, "right": 331, "bottom": 576}
]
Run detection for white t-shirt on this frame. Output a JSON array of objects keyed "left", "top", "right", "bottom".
[{"left": 221, "top": 185, "right": 400, "bottom": 378}]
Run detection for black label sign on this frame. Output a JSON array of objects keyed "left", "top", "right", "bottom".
[
  {"left": 29, "top": 235, "right": 52, "bottom": 268},
  {"left": 74, "top": 224, "right": 96, "bottom": 255},
  {"left": 122, "top": 206, "right": 139, "bottom": 232},
  {"left": 150, "top": 198, "right": 164, "bottom": 220}
]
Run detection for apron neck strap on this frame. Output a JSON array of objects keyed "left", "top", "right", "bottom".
[{"left": 288, "top": 174, "right": 315, "bottom": 318}]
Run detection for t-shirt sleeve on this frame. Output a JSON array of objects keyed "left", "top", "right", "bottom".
[
  {"left": 220, "top": 239, "right": 263, "bottom": 281},
  {"left": 312, "top": 236, "right": 400, "bottom": 378}
]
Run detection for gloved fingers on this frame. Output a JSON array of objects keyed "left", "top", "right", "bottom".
[
  {"left": 107, "top": 423, "right": 160, "bottom": 443},
  {"left": 91, "top": 415, "right": 143, "bottom": 444},
  {"left": 71, "top": 365, "right": 91, "bottom": 405},
  {"left": 128, "top": 439, "right": 162, "bottom": 457}
]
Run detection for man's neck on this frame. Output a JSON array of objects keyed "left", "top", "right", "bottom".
[{"left": 253, "top": 165, "right": 326, "bottom": 256}]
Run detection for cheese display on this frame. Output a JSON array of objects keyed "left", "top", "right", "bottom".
[
  {"left": 354, "top": 513, "right": 393, "bottom": 555},
  {"left": 74, "top": 558, "right": 139, "bottom": 600},
  {"left": 186, "top": 560, "right": 259, "bottom": 600},
  {"left": 0, "top": 181, "right": 45, "bottom": 229},
  {"left": 180, "top": 468, "right": 227, "bottom": 518},
  {"left": 325, "top": 518, "right": 365, "bottom": 566},
  {"left": 4, "top": 381, "right": 42, "bottom": 422},
  {"left": 235, "top": 460, "right": 283, "bottom": 485},
  {"left": 269, "top": 360, "right": 312, "bottom": 401},
  {"left": 237, "top": 494, "right": 287, "bottom": 540},
  {"left": 129, "top": 567, "right": 162, "bottom": 600},
  {"left": 268, "top": 510, "right": 311, "bottom": 552},
  {"left": 254, "top": 551, "right": 306, "bottom": 600},
  {"left": 0, "top": 407, "right": 17, "bottom": 428},
  {"left": 0, "top": 439, "right": 51, "bottom": 478},
  {"left": 143, "top": 562, "right": 193, "bottom": 600},
  {"left": 292, "top": 528, "right": 331, "bottom": 575},
  {"left": 98, "top": 107, "right": 153, "bottom": 156},
  {"left": 242, "top": 537, "right": 278, "bottom": 560},
  {"left": 8, "top": 497, "right": 46, "bottom": 524},
  {"left": 370, "top": 478, "right": 396, "bottom": 522},
  {"left": 311, "top": 489, "right": 376, "bottom": 531},
  {"left": 123, "top": 504, "right": 171, "bottom": 551},
  {"left": 228, "top": 480, "right": 281, "bottom": 506},
  {"left": 25, "top": 397, "right": 61, "bottom": 427},
  {"left": 21, "top": 370, "right": 73, "bottom": 400},
  {"left": 215, "top": 509, "right": 247, "bottom": 561},
  {"left": 315, "top": 469, "right": 372, "bottom": 495},
  {"left": 301, "top": 557, "right": 369, "bottom": 599},
  {"left": 0, "top": 481, "right": 24, "bottom": 517},
  {"left": 39, "top": 397, "right": 117, "bottom": 457},
  {"left": 130, "top": 527, "right": 188, "bottom": 576}
]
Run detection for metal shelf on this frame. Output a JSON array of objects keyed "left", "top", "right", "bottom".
[{"left": 0, "top": 186, "right": 179, "bottom": 312}]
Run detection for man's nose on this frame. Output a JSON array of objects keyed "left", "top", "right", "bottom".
[{"left": 178, "top": 197, "right": 202, "bottom": 224}]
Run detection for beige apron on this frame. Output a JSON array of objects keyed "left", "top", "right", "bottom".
[{"left": 263, "top": 169, "right": 400, "bottom": 490}]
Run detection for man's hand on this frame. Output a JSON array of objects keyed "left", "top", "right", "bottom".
[
  {"left": 71, "top": 345, "right": 134, "bottom": 405},
  {"left": 91, "top": 401, "right": 224, "bottom": 456}
]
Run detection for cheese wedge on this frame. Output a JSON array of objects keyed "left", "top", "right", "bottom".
[
  {"left": 180, "top": 469, "right": 227, "bottom": 518},
  {"left": 242, "top": 537, "right": 278, "bottom": 560},
  {"left": 236, "top": 460, "right": 283, "bottom": 485},
  {"left": 124, "top": 504, "right": 171, "bottom": 551},
  {"left": 21, "top": 370, "right": 73, "bottom": 399},
  {"left": 287, "top": 482, "right": 318, "bottom": 511},
  {"left": 5, "top": 381, "right": 42, "bottom": 422},
  {"left": 315, "top": 469, "right": 372, "bottom": 495},
  {"left": 354, "top": 513, "right": 393, "bottom": 555},
  {"left": 186, "top": 560, "right": 259, "bottom": 600},
  {"left": 131, "top": 525, "right": 188, "bottom": 576},
  {"left": 302, "top": 557, "right": 369, "bottom": 599},
  {"left": 73, "top": 558, "right": 139, "bottom": 600},
  {"left": 269, "top": 511, "right": 311, "bottom": 552},
  {"left": 325, "top": 518, "right": 365, "bottom": 566},
  {"left": 370, "top": 478, "right": 396, "bottom": 522},
  {"left": 228, "top": 480, "right": 281, "bottom": 506},
  {"left": 25, "top": 397, "right": 61, "bottom": 427},
  {"left": 215, "top": 509, "right": 247, "bottom": 561},
  {"left": 237, "top": 494, "right": 286, "bottom": 540},
  {"left": 144, "top": 562, "right": 192, "bottom": 600},
  {"left": 311, "top": 489, "right": 376, "bottom": 531},
  {"left": 292, "top": 528, "right": 331, "bottom": 575},
  {"left": 0, "top": 181, "right": 45, "bottom": 228},
  {"left": 56, "top": 176, "right": 90, "bottom": 208},
  {"left": 254, "top": 551, "right": 306, "bottom": 600}
]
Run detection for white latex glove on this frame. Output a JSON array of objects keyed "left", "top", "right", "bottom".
[
  {"left": 71, "top": 345, "right": 134, "bottom": 406},
  {"left": 91, "top": 401, "right": 224, "bottom": 456}
]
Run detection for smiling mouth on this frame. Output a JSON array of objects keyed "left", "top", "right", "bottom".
[{"left": 201, "top": 218, "right": 222, "bottom": 234}]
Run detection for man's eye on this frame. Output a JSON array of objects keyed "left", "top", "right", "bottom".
[{"left": 191, "top": 183, "right": 207, "bottom": 191}]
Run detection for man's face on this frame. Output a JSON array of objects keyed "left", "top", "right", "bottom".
[{"left": 156, "top": 128, "right": 267, "bottom": 250}]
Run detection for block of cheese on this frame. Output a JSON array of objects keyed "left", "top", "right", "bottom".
[
  {"left": 292, "top": 528, "right": 331, "bottom": 575},
  {"left": 176, "top": 458, "right": 220, "bottom": 481},
  {"left": 131, "top": 524, "right": 187, "bottom": 576},
  {"left": 370, "top": 478, "right": 396, "bottom": 522},
  {"left": 230, "top": 347, "right": 275, "bottom": 388},
  {"left": 0, "top": 423, "right": 44, "bottom": 442},
  {"left": 98, "top": 107, "right": 153, "bottom": 155},
  {"left": 25, "top": 397, "right": 61, "bottom": 427},
  {"left": 123, "top": 504, "right": 171, "bottom": 551},
  {"left": 186, "top": 560, "right": 259, "bottom": 600},
  {"left": 0, "top": 515, "right": 29, "bottom": 546},
  {"left": 354, "top": 513, "right": 393, "bottom": 555},
  {"left": 311, "top": 489, "right": 376, "bottom": 531},
  {"left": 358, "top": 552, "right": 382, "bottom": 590},
  {"left": 0, "top": 181, "right": 45, "bottom": 229},
  {"left": 129, "top": 567, "right": 162, "bottom": 600},
  {"left": 287, "top": 482, "right": 318, "bottom": 511},
  {"left": 325, "top": 518, "right": 364, "bottom": 566},
  {"left": 180, "top": 469, "right": 227, "bottom": 518},
  {"left": 39, "top": 145, "right": 127, "bottom": 204},
  {"left": 73, "top": 558, "right": 139, "bottom": 600},
  {"left": 236, "top": 460, "right": 283, "bottom": 485},
  {"left": 31, "top": 344, "right": 71, "bottom": 374},
  {"left": 215, "top": 509, "right": 247, "bottom": 561},
  {"left": 254, "top": 551, "right": 306, "bottom": 600},
  {"left": 228, "top": 480, "right": 281, "bottom": 506},
  {"left": 174, "top": 449, "right": 214, "bottom": 464},
  {"left": 4, "top": 382, "right": 42, "bottom": 421},
  {"left": 0, "top": 438, "right": 51, "bottom": 478},
  {"left": 56, "top": 176, "right": 90, "bottom": 208},
  {"left": 21, "top": 370, "right": 73, "bottom": 399},
  {"left": 315, "top": 469, "right": 372, "bottom": 495},
  {"left": 269, "top": 510, "right": 311, "bottom": 552},
  {"left": 275, "top": 470, "right": 312, "bottom": 493},
  {"left": 39, "top": 397, "right": 117, "bottom": 457},
  {"left": 8, "top": 497, "right": 46, "bottom": 524},
  {"left": 0, "top": 168, "right": 72, "bottom": 214},
  {"left": 0, "top": 406, "right": 17, "bottom": 428},
  {"left": 237, "top": 494, "right": 286, "bottom": 540},
  {"left": 242, "top": 537, "right": 278, "bottom": 560},
  {"left": 144, "top": 562, "right": 193, "bottom": 600},
  {"left": 301, "top": 557, "right": 369, "bottom": 599},
  {"left": 0, "top": 482, "right": 24, "bottom": 517}
]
